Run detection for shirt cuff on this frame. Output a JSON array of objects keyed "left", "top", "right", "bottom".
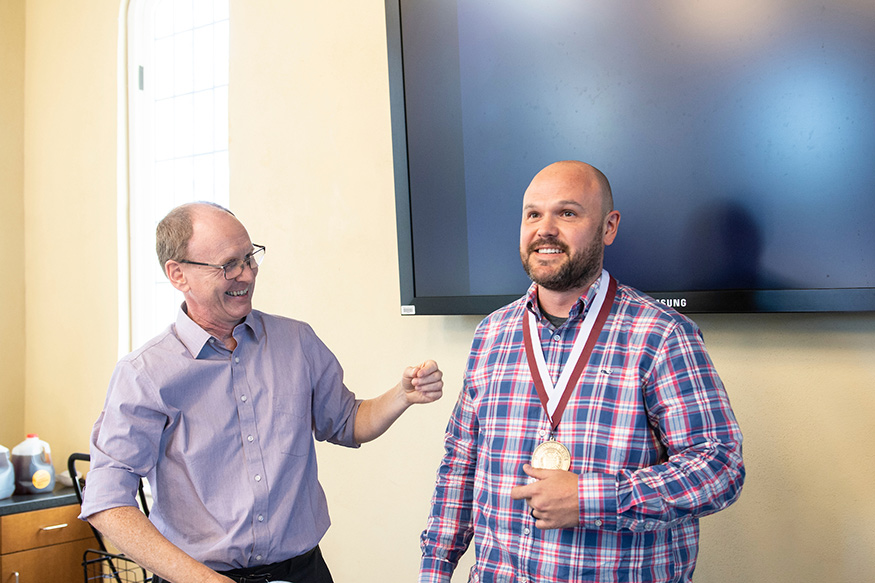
[
  {"left": 579, "top": 471, "right": 617, "bottom": 530},
  {"left": 419, "top": 556, "right": 455, "bottom": 583},
  {"left": 78, "top": 465, "right": 144, "bottom": 521}
]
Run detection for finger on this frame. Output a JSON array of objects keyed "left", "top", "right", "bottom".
[
  {"left": 510, "top": 483, "right": 531, "bottom": 501},
  {"left": 522, "top": 463, "right": 550, "bottom": 480},
  {"left": 417, "top": 359, "right": 438, "bottom": 376}
]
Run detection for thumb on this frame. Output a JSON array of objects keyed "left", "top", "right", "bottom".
[{"left": 522, "top": 463, "right": 550, "bottom": 481}]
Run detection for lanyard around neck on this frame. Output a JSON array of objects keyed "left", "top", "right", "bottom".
[{"left": 523, "top": 270, "right": 617, "bottom": 431}]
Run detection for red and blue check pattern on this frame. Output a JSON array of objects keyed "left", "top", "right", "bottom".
[{"left": 420, "top": 280, "right": 744, "bottom": 583}]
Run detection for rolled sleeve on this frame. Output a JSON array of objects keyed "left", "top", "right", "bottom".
[{"left": 80, "top": 358, "right": 166, "bottom": 520}]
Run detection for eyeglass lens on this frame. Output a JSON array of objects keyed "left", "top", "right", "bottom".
[{"left": 223, "top": 247, "right": 265, "bottom": 279}]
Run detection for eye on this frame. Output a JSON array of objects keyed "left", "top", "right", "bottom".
[
  {"left": 222, "top": 258, "right": 242, "bottom": 271},
  {"left": 561, "top": 209, "right": 577, "bottom": 218}
]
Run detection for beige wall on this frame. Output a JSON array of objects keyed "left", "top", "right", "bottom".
[
  {"left": 8, "top": 1, "right": 875, "bottom": 582},
  {"left": 0, "top": 0, "right": 26, "bottom": 448}
]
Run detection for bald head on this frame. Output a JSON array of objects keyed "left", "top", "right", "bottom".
[{"left": 527, "top": 160, "right": 614, "bottom": 217}]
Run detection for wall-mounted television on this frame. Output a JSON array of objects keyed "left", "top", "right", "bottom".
[{"left": 385, "top": 0, "right": 875, "bottom": 315}]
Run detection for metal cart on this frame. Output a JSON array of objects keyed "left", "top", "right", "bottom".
[{"left": 82, "top": 549, "right": 152, "bottom": 582}]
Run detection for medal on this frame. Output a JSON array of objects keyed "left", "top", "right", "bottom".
[
  {"left": 531, "top": 439, "right": 572, "bottom": 471},
  {"left": 523, "top": 271, "right": 618, "bottom": 474}
]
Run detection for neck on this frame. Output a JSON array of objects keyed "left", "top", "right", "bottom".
[
  {"left": 536, "top": 271, "right": 603, "bottom": 317},
  {"left": 537, "top": 288, "right": 587, "bottom": 318}
]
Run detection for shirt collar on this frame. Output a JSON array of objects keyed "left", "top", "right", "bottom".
[
  {"left": 174, "top": 303, "right": 263, "bottom": 358},
  {"left": 525, "top": 273, "right": 605, "bottom": 323}
]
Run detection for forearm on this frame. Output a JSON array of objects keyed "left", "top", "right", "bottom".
[
  {"left": 88, "top": 506, "right": 232, "bottom": 583},
  {"left": 353, "top": 383, "right": 411, "bottom": 444}
]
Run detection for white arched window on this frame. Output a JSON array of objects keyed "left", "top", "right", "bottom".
[{"left": 122, "top": 0, "right": 229, "bottom": 352}]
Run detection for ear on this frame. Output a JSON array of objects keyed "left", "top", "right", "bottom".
[
  {"left": 602, "top": 210, "right": 621, "bottom": 246},
  {"left": 165, "top": 260, "right": 190, "bottom": 293}
]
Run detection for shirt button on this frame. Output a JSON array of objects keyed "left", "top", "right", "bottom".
[
  {"left": 255, "top": 554, "right": 262, "bottom": 561},
  {"left": 241, "top": 395, "right": 247, "bottom": 402},
  {"left": 594, "top": 519, "right": 603, "bottom": 526},
  {"left": 538, "top": 429, "right": 547, "bottom": 438},
  {"left": 255, "top": 474, "right": 262, "bottom": 482},
  {"left": 247, "top": 435, "right": 254, "bottom": 442},
  {"left": 523, "top": 528, "right": 530, "bottom": 535},
  {"left": 553, "top": 334, "right": 561, "bottom": 341},
  {"left": 257, "top": 514, "right": 265, "bottom": 522},
  {"left": 235, "top": 356, "right": 240, "bottom": 363}
]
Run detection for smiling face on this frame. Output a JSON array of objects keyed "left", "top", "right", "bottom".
[
  {"left": 520, "top": 161, "right": 620, "bottom": 301},
  {"left": 165, "top": 205, "right": 257, "bottom": 341}
]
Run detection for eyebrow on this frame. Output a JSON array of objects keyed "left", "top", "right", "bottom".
[{"left": 523, "top": 199, "right": 585, "bottom": 210}]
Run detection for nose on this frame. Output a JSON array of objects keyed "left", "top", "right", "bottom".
[
  {"left": 536, "top": 215, "right": 559, "bottom": 238},
  {"left": 235, "top": 260, "right": 258, "bottom": 282}
]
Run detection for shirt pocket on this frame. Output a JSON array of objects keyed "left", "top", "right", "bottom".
[{"left": 274, "top": 410, "right": 313, "bottom": 457}]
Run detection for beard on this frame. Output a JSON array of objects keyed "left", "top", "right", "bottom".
[{"left": 521, "top": 235, "right": 603, "bottom": 292}]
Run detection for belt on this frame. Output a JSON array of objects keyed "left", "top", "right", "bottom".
[{"left": 218, "top": 546, "right": 321, "bottom": 583}]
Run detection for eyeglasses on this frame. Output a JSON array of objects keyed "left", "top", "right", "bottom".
[{"left": 179, "top": 245, "right": 266, "bottom": 280}]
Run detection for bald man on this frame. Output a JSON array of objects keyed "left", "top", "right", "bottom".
[{"left": 419, "top": 161, "right": 744, "bottom": 583}]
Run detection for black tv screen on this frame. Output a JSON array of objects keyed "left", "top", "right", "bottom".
[{"left": 385, "top": 0, "right": 875, "bottom": 315}]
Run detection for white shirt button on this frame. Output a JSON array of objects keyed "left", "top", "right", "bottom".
[
  {"left": 241, "top": 395, "right": 247, "bottom": 402},
  {"left": 523, "top": 527, "right": 530, "bottom": 535},
  {"left": 594, "top": 519, "right": 603, "bottom": 526},
  {"left": 254, "top": 474, "right": 262, "bottom": 482},
  {"left": 257, "top": 514, "right": 264, "bottom": 522},
  {"left": 255, "top": 554, "right": 262, "bottom": 561},
  {"left": 247, "top": 435, "right": 254, "bottom": 442},
  {"left": 553, "top": 334, "right": 561, "bottom": 341},
  {"left": 235, "top": 356, "right": 240, "bottom": 363}
]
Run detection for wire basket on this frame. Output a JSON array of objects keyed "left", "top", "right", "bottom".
[{"left": 83, "top": 549, "right": 152, "bottom": 583}]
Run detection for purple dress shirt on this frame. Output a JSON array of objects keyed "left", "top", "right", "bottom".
[{"left": 81, "top": 307, "right": 361, "bottom": 570}]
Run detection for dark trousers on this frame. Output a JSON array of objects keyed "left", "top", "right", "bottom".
[{"left": 152, "top": 545, "right": 333, "bottom": 583}]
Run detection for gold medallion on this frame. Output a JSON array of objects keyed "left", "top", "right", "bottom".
[{"left": 531, "top": 439, "right": 571, "bottom": 471}]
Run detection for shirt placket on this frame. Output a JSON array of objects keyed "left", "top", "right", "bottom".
[
  {"left": 231, "top": 343, "right": 272, "bottom": 565},
  {"left": 520, "top": 320, "right": 573, "bottom": 582}
]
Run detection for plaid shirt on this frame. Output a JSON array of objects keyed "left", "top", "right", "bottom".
[{"left": 420, "top": 276, "right": 744, "bottom": 583}]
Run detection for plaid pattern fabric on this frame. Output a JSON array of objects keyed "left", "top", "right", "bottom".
[{"left": 420, "top": 279, "right": 744, "bottom": 583}]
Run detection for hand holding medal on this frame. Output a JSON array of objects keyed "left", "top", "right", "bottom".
[{"left": 530, "top": 439, "right": 572, "bottom": 471}]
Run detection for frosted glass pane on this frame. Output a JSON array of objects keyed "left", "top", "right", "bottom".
[
  {"left": 173, "top": 0, "right": 193, "bottom": 34},
  {"left": 173, "top": 30, "right": 193, "bottom": 95},
  {"left": 174, "top": 157, "right": 194, "bottom": 198},
  {"left": 214, "top": 0, "right": 229, "bottom": 21},
  {"left": 153, "top": 0, "right": 174, "bottom": 38},
  {"left": 154, "top": 159, "right": 174, "bottom": 200},
  {"left": 214, "top": 20, "right": 229, "bottom": 87},
  {"left": 152, "top": 37, "right": 174, "bottom": 99},
  {"left": 193, "top": 155, "right": 215, "bottom": 199},
  {"left": 214, "top": 89, "right": 228, "bottom": 150},
  {"left": 192, "top": 0, "right": 214, "bottom": 28},
  {"left": 214, "top": 151, "right": 229, "bottom": 203},
  {"left": 173, "top": 94, "right": 194, "bottom": 158},
  {"left": 192, "top": 26, "right": 214, "bottom": 92},
  {"left": 192, "top": 91, "right": 215, "bottom": 155},
  {"left": 153, "top": 99, "right": 174, "bottom": 159}
]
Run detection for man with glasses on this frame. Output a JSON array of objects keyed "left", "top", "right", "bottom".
[{"left": 81, "top": 202, "right": 444, "bottom": 583}]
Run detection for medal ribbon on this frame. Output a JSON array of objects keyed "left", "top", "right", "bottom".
[{"left": 523, "top": 270, "right": 617, "bottom": 432}]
